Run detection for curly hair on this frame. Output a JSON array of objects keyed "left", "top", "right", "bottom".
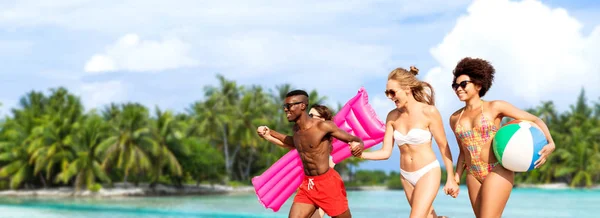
[
  {"left": 452, "top": 57, "right": 495, "bottom": 97},
  {"left": 388, "top": 66, "right": 435, "bottom": 105},
  {"left": 310, "top": 104, "right": 333, "bottom": 121}
]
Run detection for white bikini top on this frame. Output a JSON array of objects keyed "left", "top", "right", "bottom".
[{"left": 394, "top": 129, "right": 432, "bottom": 146}]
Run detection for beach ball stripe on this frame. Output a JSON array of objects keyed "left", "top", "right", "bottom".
[{"left": 493, "top": 121, "right": 548, "bottom": 172}]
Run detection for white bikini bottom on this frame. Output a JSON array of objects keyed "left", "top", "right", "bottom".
[{"left": 400, "top": 160, "right": 440, "bottom": 186}]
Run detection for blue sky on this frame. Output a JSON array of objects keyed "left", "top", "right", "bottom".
[{"left": 1, "top": 0, "right": 599, "bottom": 172}]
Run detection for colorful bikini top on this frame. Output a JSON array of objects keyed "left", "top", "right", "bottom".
[
  {"left": 394, "top": 128, "right": 432, "bottom": 146},
  {"left": 454, "top": 101, "right": 498, "bottom": 148}
]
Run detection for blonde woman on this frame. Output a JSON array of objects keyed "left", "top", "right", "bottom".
[{"left": 359, "top": 66, "right": 458, "bottom": 218}]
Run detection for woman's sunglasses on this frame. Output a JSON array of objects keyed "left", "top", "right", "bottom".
[
  {"left": 308, "top": 113, "right": 321, "bottom": 118},
  {"left": 384, "top": 89, "right": 399, "bottom": 97},
  {"left": 452, "top": 80, "right": 472, "bottom": 91}
]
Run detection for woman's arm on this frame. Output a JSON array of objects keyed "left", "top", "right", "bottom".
[
  {"left": 454, "top": 144, "right": 465, "bottom": 184},
  {"left": 449, "top": 113, "right": 465, "bottom": 184},
  {"left": 491, "top": 100, "right": 556, "bottom": 168},
  {"left": 360, "top": 111, "right": 395, "bottom": 160},
  {"left": 427, "top": 106, "right": 455, "bottom": 180}
]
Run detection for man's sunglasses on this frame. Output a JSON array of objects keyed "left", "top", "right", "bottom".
[
  {"left": 282, "top": 102, "right": 303, "bottom": 110},
  {"left": 452, "top": 80, "right": 472, "bottom": 90}
]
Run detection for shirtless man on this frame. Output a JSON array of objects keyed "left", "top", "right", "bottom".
[{"left": 257, "top": 90, "right": 365, "bottom": 218}]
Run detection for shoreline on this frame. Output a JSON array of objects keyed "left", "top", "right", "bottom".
[
  {"left": 0, "top": 183, "right": 255, "bottom": 198},
  {"left": 514, "top": 182, "right": 600, "bottom": 190},
  {"left": 345, "top": 182, "right": 600, "bottom": 191},
  {"left": 1, "top": 182, "right": 598, "bottom": 198}
]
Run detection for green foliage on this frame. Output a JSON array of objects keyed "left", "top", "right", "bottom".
[
  {"left": 227, "top": 180, "right": 248, "bottom": 188},
  {"left": 386, "top": 171, "right": 403, "bottom": 190},
  {"left": 0, "top": 78, "right": 597, "bottom": 191},
  {"left": 88, "top": 183, "right": 102, "bottom": 192}
]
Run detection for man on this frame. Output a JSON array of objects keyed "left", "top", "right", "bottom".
[{"left": 257, "top": 90, "right": 365, "bottom": 218}]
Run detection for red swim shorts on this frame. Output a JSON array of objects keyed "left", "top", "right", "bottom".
[{"left": 293, "top": 168, "right": 349, "bottom": 216}]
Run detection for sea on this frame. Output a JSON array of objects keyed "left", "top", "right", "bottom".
[{"left": 0, "top": 186, "right": 597, "bottom": 218}]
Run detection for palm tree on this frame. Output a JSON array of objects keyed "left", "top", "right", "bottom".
[
  {"left": 307, "top": 89, "right": 327, "bottom": 106},
  {"left": 27, "top": 88, "right": 83, "bottom": 184},
  {"left": 0, "top": 119, "right": 34, "bottom": 189},
  {"left": 147, "top": 106, "right": 189, "bottom": 187},
  {"left": 0, "top": 90, "right": 50, "bottom": 188},
  {"left": 100, "top": 103, "right": 153, "bottom": 186},
  {"left": 55, "top": 112, "right": 111, "bottom": 191},
  {"left": 200, "top": 74, "right": 241, "bottom": 182},
  {"left": 231, "top": 86, "right": 271, "bottom": 180}
]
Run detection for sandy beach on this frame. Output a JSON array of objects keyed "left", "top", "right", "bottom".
[
  {"left": 0, "top": 183, "right": 255, "bottom": 198},
  {"left": 515, "top": 182, "right": 600, "bottom": 190},
  {"left": 2, "top": 182, "right": 598, "bottom": 198}
]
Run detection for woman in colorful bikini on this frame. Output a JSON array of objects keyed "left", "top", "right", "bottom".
[
  {"left": 260, "top": 104, "right": 335, "bottom": 218},
  {"left": 359, "top": 66, "right": 459, "bottom": 218},
  {"left": 449, "top": 57, "right": 556, "bottom": 218}
]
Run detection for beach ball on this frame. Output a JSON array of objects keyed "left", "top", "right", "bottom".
[{"left": 492, "top": 120, "right": 548, "bottom": 172}]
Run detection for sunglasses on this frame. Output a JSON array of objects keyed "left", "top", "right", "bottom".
[
  {"left": 308, "top": 113, "right": 321, "bottom": 118},
  {"left": 282, "top": 102, "right": 303, "bottom": 110},
  {"left": 384, "top": 89, "right": 400, "bottom": 97},
  {"left": 452, "top": 80, "right": 472, "bottom": 90}
]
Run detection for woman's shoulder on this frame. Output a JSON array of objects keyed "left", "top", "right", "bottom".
[
  {"left": 447, "top": 107, "right": 465, "bottom": 124},
  {"left": 419, "top": 103, "right": 442, "bottom": 117},
  {"left": 385, "top": 109, "right": 401, "bottom": 126},
  {"left": 486, "top": 99, "right": 511, "bottom": 114}
]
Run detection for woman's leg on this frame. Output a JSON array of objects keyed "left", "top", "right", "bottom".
[
  {"left": 465, "top": 173, "right": 482, "bottom": 218},
  {"left": 408, "top": 167, "right": 441, "bottom": 218},
  {"left": 479, "top": 166, "right": 514, "bottom": 218},
  {"left": 401, "top": 176, "right": 415, "bottom": 207}
]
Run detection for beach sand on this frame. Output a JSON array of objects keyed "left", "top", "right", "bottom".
[{"left": 0, "top": 182, "right": 255, "bottom": 198}]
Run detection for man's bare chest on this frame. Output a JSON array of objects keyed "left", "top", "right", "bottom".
[{"left": 293, "top": 129, "right": 327, "bottom": 150}]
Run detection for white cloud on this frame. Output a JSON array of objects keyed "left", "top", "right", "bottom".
[
  {"left": 34, "top": 70, "right": 127, "bottom": 111},
  {"left": 84, "top": 33, "right": 198, "bottom": 73},
  {"left": 207, "top": 31, "right": 393, "bottom": 83},
  {"left": 84, "top": 55, "right": 116, "bottom": 73},
  {"left": 424, "top": 0, "right": 600, "bottom": 117},
  {"left": 78, "top": 80, "right": 126, "bottom": 110},
  {"left": 0, "top": 0, "right": 471, "bottom": 34}
]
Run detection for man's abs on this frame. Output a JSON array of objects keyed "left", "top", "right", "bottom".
[{"left": 300, "top": 152, "right": 332, "bottom": 176}]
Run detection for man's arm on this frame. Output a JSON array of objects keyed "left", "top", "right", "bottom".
[
  {"left": 319, "top": 121, "right": 361, "bottom": 143},
  {"left": 268, "top": 129, "right": 295, "bottom": 149},
  {"left": 318, "top": 121, "right": 364, "bottom": 156},
  {"left": 257, "top": 126, "right": 295, "bottom": 150}
]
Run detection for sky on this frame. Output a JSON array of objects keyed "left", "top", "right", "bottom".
[{"left": 1, "top": 0, "right": 600, "bottom": 172}]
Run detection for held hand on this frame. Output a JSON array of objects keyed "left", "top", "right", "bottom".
[
  {"left": 534, "top": 142, "right": 555, "bottom": 168},
  {"left": 349, "top": 141, "right": 364, "bottom": 157},
  {"left": 444, "top": 180, "right": 460, "bottom": 198},
  {"left": 454, "top": 172, "right": 461, "bottom": 185}
]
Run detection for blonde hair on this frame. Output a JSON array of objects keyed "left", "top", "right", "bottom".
[{"left": 387, "top": 66, "right": 435, "bottom": 105}]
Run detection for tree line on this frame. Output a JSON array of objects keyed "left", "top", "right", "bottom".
[{"left": 0, "top": 74, "right": 598, "bottom": 191}]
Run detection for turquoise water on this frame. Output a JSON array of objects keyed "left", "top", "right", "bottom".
[{"left": 0, "top": 187, "right": 597, "bottom": 218}]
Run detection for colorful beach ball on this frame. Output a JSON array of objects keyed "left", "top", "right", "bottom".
[{"left": 492, "top": 120, "right": 548, "bottom": 172}]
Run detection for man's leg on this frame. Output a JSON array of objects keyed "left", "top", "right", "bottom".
[
  {"left": 332, "top": 209, "right": 351, "bottom": 218},
  {"left": 289, "top": 203, "right": 317, "bottom": 218},
  {"left": 318, "top": 170, "right": 351, "bottom": 218}
]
